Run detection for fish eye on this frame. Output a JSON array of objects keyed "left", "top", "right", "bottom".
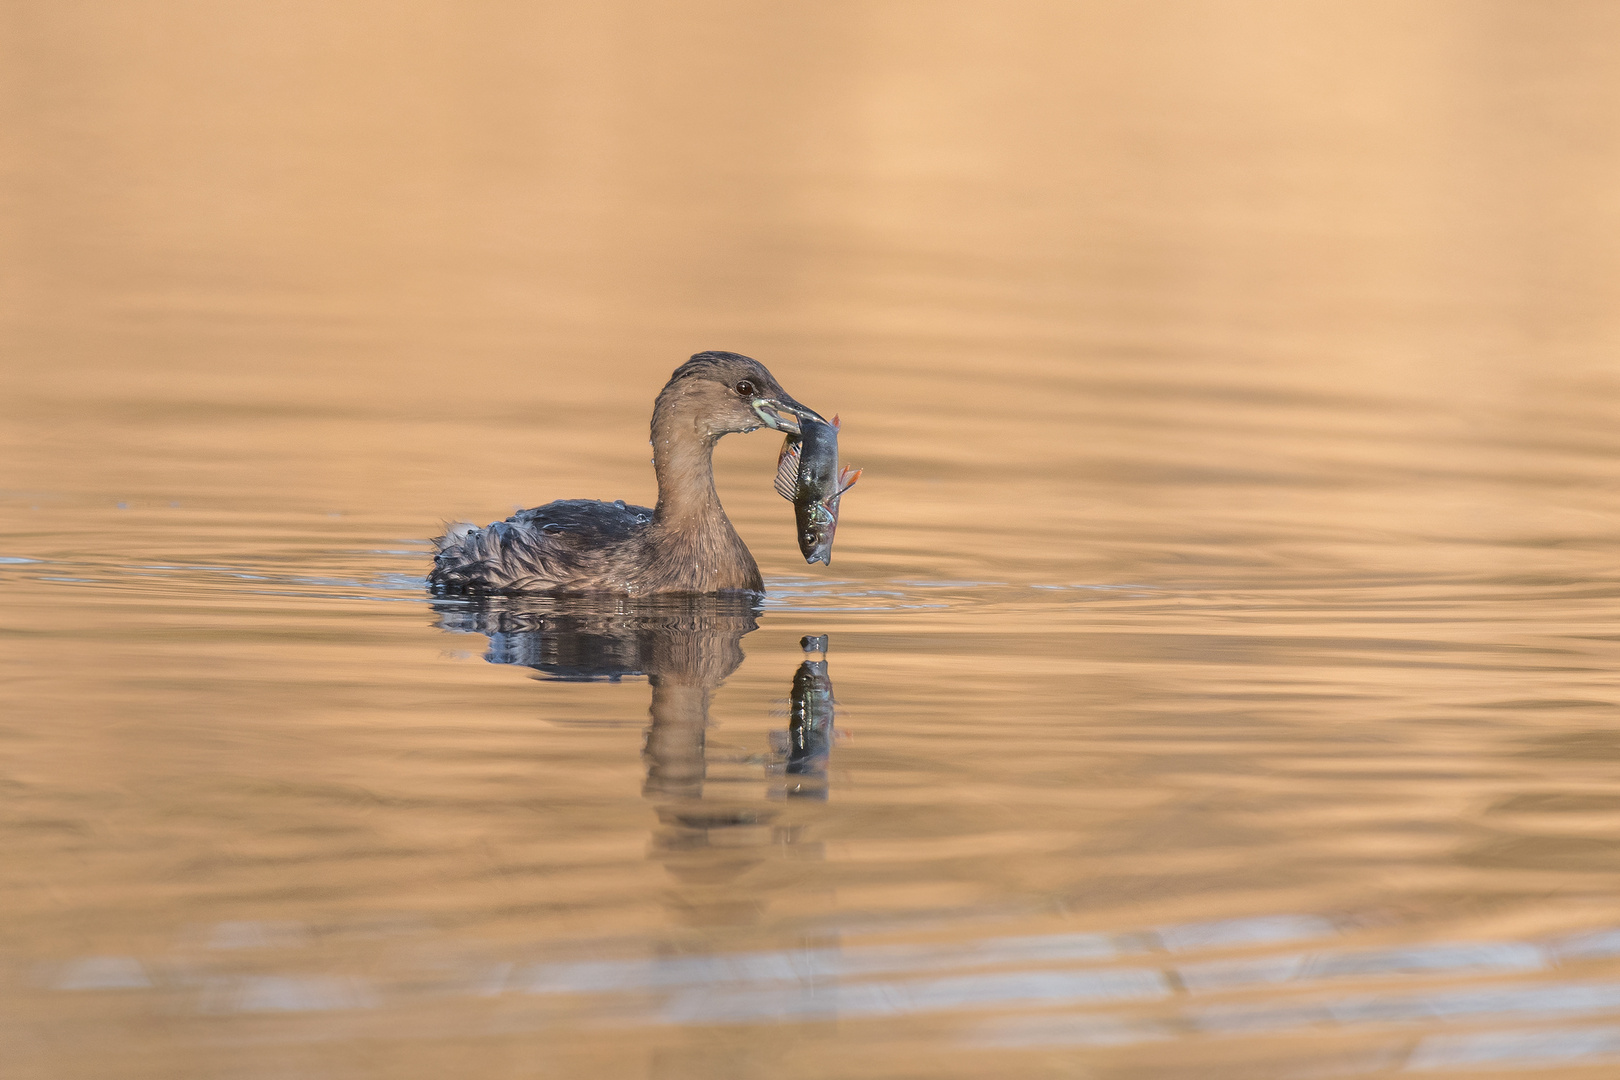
[{"left": 734, "top": 380, "right": 757, "bottom": 398}]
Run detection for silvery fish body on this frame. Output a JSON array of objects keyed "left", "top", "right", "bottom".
[{"left": 774, "top": 414, "right": 860, "bottom": 565}]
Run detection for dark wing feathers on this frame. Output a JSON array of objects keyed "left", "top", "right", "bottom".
[{"left": 430, "top": 499, "right": 653, "bottom": 594}]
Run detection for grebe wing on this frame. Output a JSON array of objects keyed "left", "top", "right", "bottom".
[{"left": 431, "top": 499, "right": 653, "bottom": 593}]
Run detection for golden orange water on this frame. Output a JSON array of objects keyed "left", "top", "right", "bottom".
[{"left": 6, "top": 3, "right": 1620, "bottom": 1076}]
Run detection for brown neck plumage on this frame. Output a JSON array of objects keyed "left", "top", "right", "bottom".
[
  {"left": 642, "top": 384, "right": 761, "bottom": 592},
  {"left": 649, "top": 396, "right": 724, "bottom": 529}
]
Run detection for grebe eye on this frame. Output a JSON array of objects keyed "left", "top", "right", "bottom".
[{"left": 734, "top": 380, "right": 757, "bottom": 398}]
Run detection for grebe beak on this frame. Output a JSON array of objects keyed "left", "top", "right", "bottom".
[{"left": 752, "top": 395, "right": 820, "bottom": 435}]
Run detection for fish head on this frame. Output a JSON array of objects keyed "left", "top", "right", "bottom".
[
  {"left": 796, "top": 464, "right": 861, "bottom": 565},
  {"left": 798, "top": 499, "right": 838, "bottom": 565}
]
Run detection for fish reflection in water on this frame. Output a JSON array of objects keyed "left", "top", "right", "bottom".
[
  {"left": 432, "top": 594, "right": 840, "bottom": 922},
  {"left": 769, "top": 634, "right": 837, "bottom": 800}
]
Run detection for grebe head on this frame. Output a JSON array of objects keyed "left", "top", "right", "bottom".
[{"left": 658, "top": 351, "right": 820, "bottom": 439}]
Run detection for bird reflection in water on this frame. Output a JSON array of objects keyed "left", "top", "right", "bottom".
[{"left": 431, "top": 594, "right": 839, "bottom": 926}]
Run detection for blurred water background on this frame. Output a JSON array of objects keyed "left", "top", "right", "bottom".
[{"left": 6, "top": 3, "right": 1620, "bottom": 1077}]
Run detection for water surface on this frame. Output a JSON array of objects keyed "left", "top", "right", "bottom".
[{"left": 6, "top": 3, "right": 1620, "bottom": 1077}]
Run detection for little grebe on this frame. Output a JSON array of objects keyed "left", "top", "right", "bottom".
[{"left": 429, "top": 351, "right": 815, "bottom": 595}]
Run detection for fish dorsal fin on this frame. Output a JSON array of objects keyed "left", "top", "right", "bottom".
[
  {"left": 774, "top": 437, "right": 801, "bottom": 501},
  {"left": 830, "top": 414, "right": 841, "bottom": 431},
  {"left": 836, "top": 465, "right": 862, "bottom": 495}
]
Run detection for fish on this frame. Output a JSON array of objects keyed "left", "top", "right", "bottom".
[
  {"left": 774, "top": 414, "right": 861, "bottom": 565},
  {"left": 784, "top": 634, "right": 835, "bottom": 796}
]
